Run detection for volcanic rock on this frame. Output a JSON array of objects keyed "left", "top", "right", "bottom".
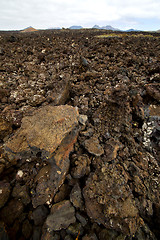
[
  {"left": 0, "top": 199, "right": 24, "bottom": 225},
  {"left": 54, "top": 183, "right": 71, "bottom": 203},
  {"left": 82, "top": 233, "right": 98, "bottom": 240},
  {"left": 71, "top": 154, "right": 91, "bottom": 178},
  {"left": 0, "top": 29, "right": 160, "bottom": 240},
  {"left": 70, "top": 183, "right": 84, "bottom": 210},
  {"left": 12, "top": 183, "right": 31, "bottom": 205},
  {"left": 83, "top": 163, "right": 140, "bottom": 236},
  {"left": 84, "top": 136, "right": 104, "bottom": 156},
  {"left": 22, "top": 219, "right": 32, "bottom": 239},
  {"left": 145, "top": 83, "right": 160, "bottom": 102},
  {"left": 0, "top": 116, "right": 12, "bottom": 141},
  {"left": 47, "top": 75, "right": 70, "bottom": 105},
  {"left": 4, "top": 105, "right": 79, "bottom": 208},
  {"left": 32, "top": 205, "right": 49, "bottom": 226},
  {"left": 45, "top": 200, "right": 76, "bottom": 231},
  {"left": 4, "top": 105, "right": 79, "bottom": 162},
  {"left": 0, "top": 181, "right": 10, "bottom": 208}
]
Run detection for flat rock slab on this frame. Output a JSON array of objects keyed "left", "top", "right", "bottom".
[
  {"left": 45, "top": 200, "right": 76, "bottom": 231},
  {"left": 4, "top": 105, "right": 79, "bottom": 160}
]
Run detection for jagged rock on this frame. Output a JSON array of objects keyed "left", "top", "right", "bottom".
[
  {"left": 47, "top": 75, "right": 70, "bottom": 105},
  {"left": 104, "top": 139, "right": 120, "bottom": 161},
  {"left": 66, "top": 222, "right": 83, "bottom": 237},
  {"left": 0, "top": 88, "right": 9, "bottom": 101},
  {"left": 64, "top": 235, "right": 73, "bottom": 240},
  {"left": 32, "top": 205, "right": 49, "bottom": 226},
  {"left": 32, "top": 127, "right": 78, "bottom": 208},
  {"left": 4, "top": 105, "right": 79, "bottom": 159},
  {"left": 78, "top": 114, "right": 88, "bottom": 125},
  {"left": 0, "top": 199, "right": 24, "bottom": 225},
  {"left": 12, "top": 183, "right": 31, "bottom": 205},
  {"left": 71, "top": 154, "right": 91, "bottom": 178},
  {"left": 0, "top": 222, "right": 9, "bottom": 240},
  {"left": 2, "top": 108, "right": 23, "bottom": 127},
  {"left": 22, "top": 219, "right": 32, "bottom": 239},
  {"left": 4, "top": 105, "right": 79, "bottom": 207},
  {"left": 98, "top": 229, "right": 125, "bottom": 240},
  {"left": 45, "top": 200, "right": 76, "bottom": 231},
  {"left": 0, "top": 181, "right": 10, "bottom": 208},
  {"left": 54, "top": 184, "right": 71, "bottom": 203},
  {"left": 76, "top": 212, "right": 88, "bottom": 227},
  {"left": 70, "top": 183, "right": 84, "bottom": 210},
  {"left": 83, "top": 163, "right": 141, "bottom": 236},
  {"left": 82, "top": 233, "right": 98, "bottom": 240},
  {"left": 145, "top": 83, "right": 160, "bottom": 102},
  {"left": 135, "top": 223, "right": 157, "bottom": 240},
  {"left": 0, "top": 29, "right": 160, "bottom": 240},
  {"left": 84, "top": 136, "right": 104, "bottom": 156},
  {"left": 32, "top": 226, "right": 42, "bottom": 240},
  {"left": 0, "top": 116, "right": 12, "bottom": 141}
]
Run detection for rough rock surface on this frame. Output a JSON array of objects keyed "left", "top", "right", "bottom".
[
  {"left": 0, "top": 29, "right": 160, "bottom": 240},
  {"left": 84, "top": 136, "right": 104, "bottom": 156},
  {"left": 4, "top": 105, "right": 79, "bottom": 160},
  {"left": 45, "top": 200, "right": 76, "bottom": 231},
  {"left": 0, "top": 181, "right": 10, "bottom": 208}
]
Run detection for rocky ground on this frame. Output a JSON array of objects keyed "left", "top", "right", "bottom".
[{"left": 0, "top": 29, "right": 160, "bottom": 240}]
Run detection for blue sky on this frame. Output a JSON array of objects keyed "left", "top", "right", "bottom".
[{"left": 0, "top": 0, "right": 160, "bottom": 31}]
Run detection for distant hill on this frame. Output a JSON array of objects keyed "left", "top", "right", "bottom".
[
  {"left": 157, "top": 29, "right": 160, "bottom": 33},
  {"left": 48, "top": 27, "right": 61, "bottom": 30},
  {"left": 92, "top": 25, "right": 120, "bottom": 31},
  {"left": 21, "top": 26, "right": 38, "bottom": 32},
  {"left": 125, "top": 29, "right": 141, "bottom": 32},
  {"left": 69, "top": 26, "right": 83, "bottom": 29}
]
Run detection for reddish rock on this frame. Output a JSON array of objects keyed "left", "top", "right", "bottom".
[
  {"left": 4, "top": 105, "right": 79, "bottom": 159},
  {"left": 32, "top": 127, "right": 78, "bottom": 208}
]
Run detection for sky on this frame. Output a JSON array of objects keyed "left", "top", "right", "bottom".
[{"left": 0, "top": 0, "right": 160, "bottom": 31}]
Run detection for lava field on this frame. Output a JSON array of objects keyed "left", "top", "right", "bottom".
[{"left": 0, "top": 29, "right": 160, "bottom": 240}]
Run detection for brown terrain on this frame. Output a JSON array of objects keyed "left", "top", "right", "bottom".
[
  {"left": 0, "top": 29, "right": 160, "bottom": 240},
  {"left": 21, "top": 27, "right": 38, "bottom": 33}
]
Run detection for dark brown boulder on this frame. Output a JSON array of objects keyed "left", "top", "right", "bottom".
[{"left": 45, "top": 200, "right": 76, "bottom": 231}]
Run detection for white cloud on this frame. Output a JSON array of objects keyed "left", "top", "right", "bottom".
[{"left": 0, "top": 0, "right": 160, "bottom": 30}]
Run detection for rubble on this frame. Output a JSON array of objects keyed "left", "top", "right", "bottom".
[{"left": 0, "top": 29, "right": 160, "bottom": 239}]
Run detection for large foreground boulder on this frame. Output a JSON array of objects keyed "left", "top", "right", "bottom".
[{"left": 4, "top": 105, "right": 79, "bottom": 207}]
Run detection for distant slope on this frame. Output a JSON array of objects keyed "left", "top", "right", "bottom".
[
  {"left": 69, "top": 26, "right": 83, "bottom": 29},
  {"left": 21, "top": 26, "right": 38, "bottom": 32},
  {"left": 47, "top": 27, "right": 61, "bottom": 30},
  {"left": 157, "top": 29, "right": 160, "bottom": 33},
  {"left": 125, "top": 29, "right": 141, "bottom": 32},
  {"left": 92, "top": 25, "right": 120, "bottom": 31}
]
